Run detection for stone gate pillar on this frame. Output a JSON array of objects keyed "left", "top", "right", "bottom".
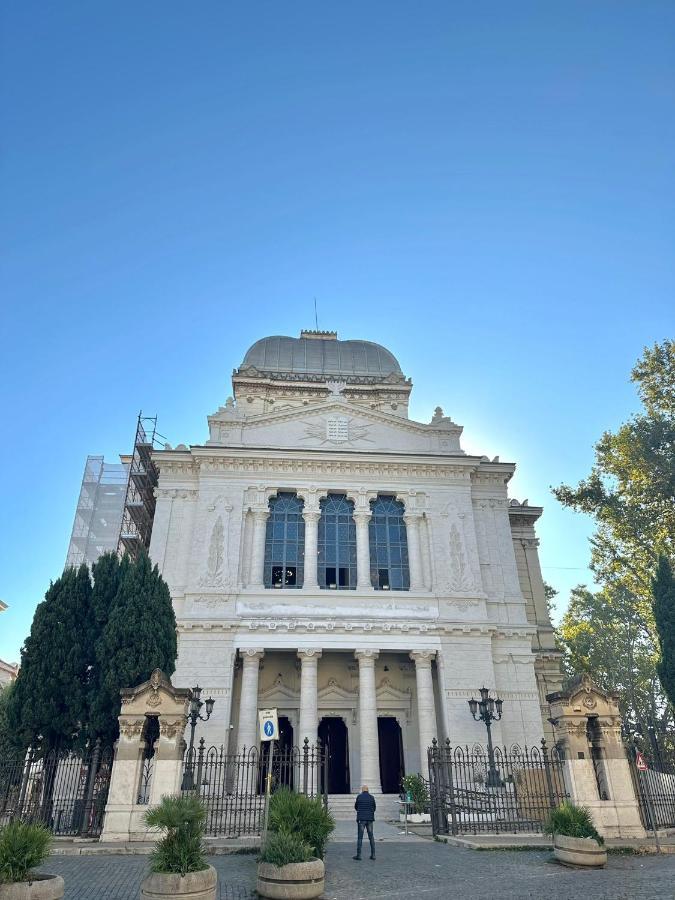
[
  {"left": 100, "top": 669, "right": 190, "bottom": 842},
  {"left": 547, "top": 674, "right": 646, "bottom": 839}
]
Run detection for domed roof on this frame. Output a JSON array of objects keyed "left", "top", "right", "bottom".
[{"left": 239, "top": 332, "right": 404, "bottom": 379}]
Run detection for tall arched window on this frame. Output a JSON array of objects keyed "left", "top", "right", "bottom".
[
  {"left": 264, "top": 493, "right": 305, "bottom": 588},
  {"left": 369, "top": 496, "right": 410, "bottom": 590},
  {"left": 318, "top": 494, "right": 356, "bottom": 589}
]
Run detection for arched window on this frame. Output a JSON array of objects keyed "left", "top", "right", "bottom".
[
  {"left": 318, "top": 494, "right": 356, "bottom": 589},
  {"left": 264, "top": 493, "right": 305, "bottom": 588},
  {"left": 369, "top": 496, "right": 410, "bottom": 590}
]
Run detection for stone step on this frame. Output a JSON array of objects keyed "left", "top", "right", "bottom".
[{"left": 327, "top": 794, "right": 401, "bottom": 821}]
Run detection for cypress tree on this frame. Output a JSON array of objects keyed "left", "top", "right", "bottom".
[
  {"left": 653, "top": 554, "right": 675, "bottom": 709},
  {"left": 87, "top": 552, "right": 129, "bottom": 742},
  {"left": 9, "top": 565, "right": 93, "bottom": 751},
  {"left": 94, "top": 550, "right": 177, "bottom": 743}
]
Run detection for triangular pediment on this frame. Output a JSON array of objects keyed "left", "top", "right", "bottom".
[
  {"left": 208, "top": 399, "right": 463, "bottom": 454},
  {"left": 259, "top": 677, "right": 299, "bottom": 703},
  {"left": 317, "top": 678, "right": 357, "bottom": 702},
  {"left": 376, "top": 677, "right": 412, "bottom": 701}
]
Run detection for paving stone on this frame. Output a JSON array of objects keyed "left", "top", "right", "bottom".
[{"left": 40, "top": 842, "right": 675, "bottom": 899}]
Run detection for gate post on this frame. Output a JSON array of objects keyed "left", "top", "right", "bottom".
[
  {"left": 547, "top": 674, "right": 646, "bottom": 839},
  {"left": 100, "top": 669, "right": 190, "bottom": 842},
  {"left": 80, "top": 739, "right": 102, "bottom": 836}
]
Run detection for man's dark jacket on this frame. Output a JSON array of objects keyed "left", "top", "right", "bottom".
[{"left": 354, "top": 791, "right": 376, "bottom": 821}]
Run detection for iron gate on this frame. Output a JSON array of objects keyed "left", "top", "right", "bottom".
[
  {"left": 0, "top": 740, "right": 112, "bottom": 837},
  {"left": 627, "top": 746, "right": 675, "bottom": 831},
  {"left": 428, "top": 738, "right": 568, "bottom": 836},
  {"left": 181, "top": 737, "right": 328, "bottom": 837}
]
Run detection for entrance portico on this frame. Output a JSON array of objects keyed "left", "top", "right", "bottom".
[{"left": 229, "top": 646, "right": 439, "bottom": 793}]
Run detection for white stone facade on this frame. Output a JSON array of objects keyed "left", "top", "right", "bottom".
[{"left": 148, "top": 330, "right": 562, "bottom": 793}]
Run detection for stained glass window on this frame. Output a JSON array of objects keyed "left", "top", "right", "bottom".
[
  {"left": 369, "top": 496, "right": 410, "bottom": 590},
  {"left": 318, "top": 494, "right": 356, "bottom": 590},
  {"left": 263, "top": 493, "right": 305, "bottom": 588}
]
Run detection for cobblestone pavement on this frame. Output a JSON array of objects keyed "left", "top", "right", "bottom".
[{"left": 42, "top": 843, "right": 675, "bottom": 899}]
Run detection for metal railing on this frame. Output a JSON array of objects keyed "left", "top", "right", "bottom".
[
  {"left": 428, "top": 738, "right": 568, "bottom": 836},
  {"left": 0, "top": 741, "right": 112, "bottom": 837},
  {"left": 181, "top": 738, "right": 328, "bottom": 837}
]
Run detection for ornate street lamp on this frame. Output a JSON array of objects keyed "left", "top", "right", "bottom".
[
  {"left": 181, "top": 685, "right": 215, "bottom": 790},
  {"left": 468, "top": 687, "right": 504, "bottom": 788}
]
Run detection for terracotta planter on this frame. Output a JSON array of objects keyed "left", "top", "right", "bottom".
[
  {"left": 553, "top": 834, "right": 607, "bottom": 868},
  {"left": 140, "top": 865, "right": 217, "bottom": 900},
  {"left": 0, "top": 875, "right": 65, "bottom": 900},
  {"left": 256, "top": 858, "right": 325, "bottom": 900}
]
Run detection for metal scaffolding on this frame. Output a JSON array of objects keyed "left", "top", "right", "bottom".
[
  {"left": 65, "top": 456, "right": 129, "bottom": 568},
  {"left": 117, "top": 412, "right": 166, "bottom": 560}
]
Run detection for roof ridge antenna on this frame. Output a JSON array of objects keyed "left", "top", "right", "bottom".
[{"left": 314, "top": 296, "right": 318, "bottom": 331}]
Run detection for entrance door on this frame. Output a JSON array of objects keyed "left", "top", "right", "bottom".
[
  {"left": 378, "top": 717, "right": 405, "bottom": 793},
  {"left": 318, "top": 717, "right": 350, "bottom": 794}
]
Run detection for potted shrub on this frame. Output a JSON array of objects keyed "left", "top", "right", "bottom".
[
  {"left": 257, "top": 789, "right": 335, "bottom": 900},
  {"left": 400, "top": 774, "right": 430, "bottom": 823},
  {"left": 545, "top": 802, "right": 607, "bottom": 868},
  {"left": 0, "top": 821, "right": 64, "bottom": 899},
  {"left": 140, "top": 795, "right": 217, "bottom": 900}
]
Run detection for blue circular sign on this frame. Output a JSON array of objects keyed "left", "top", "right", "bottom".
[{"left": 263, "top": 720, "right": 275, "bottom": 737}]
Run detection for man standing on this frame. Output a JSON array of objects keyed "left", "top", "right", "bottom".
[{"left": 353, "top": 784, "right": 376, "bottom": 860}]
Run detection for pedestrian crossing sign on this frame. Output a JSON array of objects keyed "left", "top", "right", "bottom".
[{"left": 259, "top": 708, "right": 279, "bottom": 742}]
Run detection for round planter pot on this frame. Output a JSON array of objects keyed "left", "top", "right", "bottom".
[
  {"left": 256, "top": 858, "right": 325, "bottom": 900},
  {"left": 553, "top": 834, "right": 607, "bottom": 868},
  {"left": 0, "top": 874, "right": 65, "bottom": 900},
  {"left": 140, "top": 865, "right": 217, "bottom": 900}
]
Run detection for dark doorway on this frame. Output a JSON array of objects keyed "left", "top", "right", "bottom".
[
  {"left": 378, "top": 717, "right": 404, "bottom": 793},
  {"left": 260, "top": 716, "right": 294, "bottom": 790},
  {"left": 318, "top": 717, "right": 350, "bottom": 794}
]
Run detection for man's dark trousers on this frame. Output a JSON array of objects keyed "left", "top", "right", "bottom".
[
  {"left": 354, "top": 789, "right": 377, "bottom": 860},
  {"left": 356, "top": 820, "right": 376, "bottom": 859}
]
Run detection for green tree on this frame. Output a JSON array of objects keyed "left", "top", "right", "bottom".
[
  {"left": 87, "top": 552, "right": 128, "bottom": 741},
  {"left": 553, "top": 339, "right": 675, "bottom": 608},
  {"left": 93, "top": 551, "right": 177, "bottom": 743},
  {"left": 558, "top": 584, "right": 664, "bottom": 729},
  {"left": 8, "top": 565, "right": 93, "bottom": 751},
  {"left": 0, "top": 684, "right": 23, "bottom": 758},
  {"left": 653, "top": 554, "right": 675, "bottom": 709}
]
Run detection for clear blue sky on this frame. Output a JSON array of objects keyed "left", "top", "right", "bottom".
[{"left": 1, "top": 2, "right": 673, "bottom": 662}]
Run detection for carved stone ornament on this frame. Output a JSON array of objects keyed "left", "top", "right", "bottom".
[
  {"left": 583, "top": 695, "right": 597, "bottom": 710},
  {"left": 160, "top": 719, "right": 186, "bottom": 740},
  {"left": 119, "top": 718, "right": 145, "bottom": 739}
]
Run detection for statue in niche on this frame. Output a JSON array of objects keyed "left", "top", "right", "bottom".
[{"left": 448, "top": 523, "right": 472, "bottom": 591}]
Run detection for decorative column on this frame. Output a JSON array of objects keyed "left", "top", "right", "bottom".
[
  {"left": 410, "top": 651, "right": 438, "bottom": 779},
  {"left": 297, "top": 649, "right": 322, "bottom": 748},
  {"left": 237, "top": 649, "right": 264, "bottom": 751},
  {"left": 353, "top": 511, "right": 373, "bottom": 590},
  {"left": 249, "top": 509, "right": 269, "bottom": 589},
  {"left": 302, "top": 511, "right": 320, "bottom": 590},
  {"left": 355, "top": 649, "right": 382, "bottom": 793},
  {"left": 403, "top": 513, "right": 425, "bottom": 591}
]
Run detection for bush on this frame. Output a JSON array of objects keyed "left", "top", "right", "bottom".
[
  {"left": 545, "top": 802, "right": 604, "bottom": 845},
  {"left": 0, "top": 821, "right": 52, "bottom": 884},
  {"left": 401, "top": 773, "right": 429, "bottom": 814},
  {"left": 267, "top": 788, "right": 335, "bottom": 860},
  {"left": 259, "top": 831, "right": 313, "bottom": 867},
  {"left": 144, "top": 794, "right": 209, "bottom": 875}
]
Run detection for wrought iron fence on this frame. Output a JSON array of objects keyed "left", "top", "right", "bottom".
[
  {"left": 181, "top": 738, "right": 327, "bottom": 837},
  {"left": 0, "top": 741, "right": 112, "bottom": 837},
  {"left": 627, "top": 745, "right": 675, "bottom": 830},
  {"left": 427, "top": 738, "right": 568, "bottom": 836}
]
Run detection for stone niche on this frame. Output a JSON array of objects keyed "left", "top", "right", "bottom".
[
  {"left": 100, "top": 669, "right": 190, "bottom": 842},
  {"left": 547, "top": 674, "right": 646, "bottom": 839}
]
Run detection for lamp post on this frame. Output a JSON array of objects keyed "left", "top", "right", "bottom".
[
  {"left": 181, "top": 685, "right": 215, "bottom": 790},
  {"left": 468, "top": 687, "right": 504, "bottom": 788}
]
